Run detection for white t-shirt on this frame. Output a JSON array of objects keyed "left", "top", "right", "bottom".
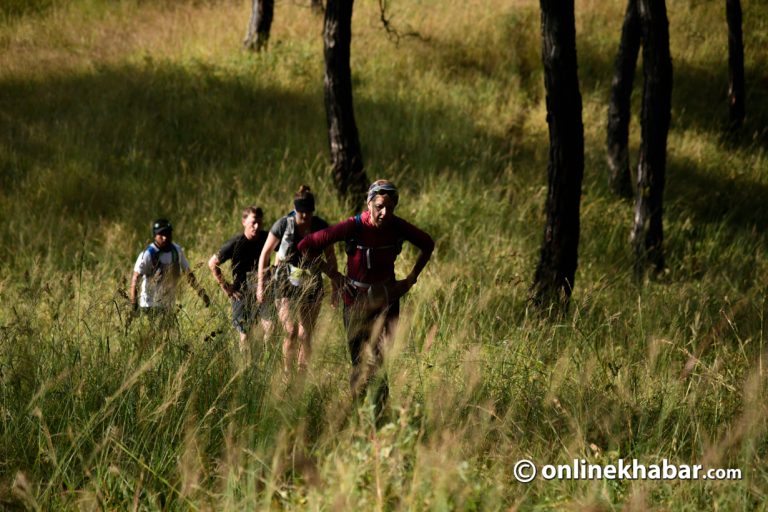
[{"left": 133, "top": 242, "right": 191, "bottom": 308}]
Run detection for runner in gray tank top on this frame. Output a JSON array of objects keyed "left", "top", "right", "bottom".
[{"left": 256, "top": 186, "right": 339, "bottom": 374}]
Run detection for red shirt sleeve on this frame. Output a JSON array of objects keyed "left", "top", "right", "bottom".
[{"left": 297, "top": 216, "right": 356, "bottom": 256}]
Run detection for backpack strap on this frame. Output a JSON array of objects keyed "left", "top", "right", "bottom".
[
  {"left": 276, "top": 215, "right": 296, "bottom": 263},
  {"left": 147, "top": 243, "right": 180, "bottom": 276},
  {"left": 345, "top": 215, "right": 403, "bottom": 269},
  {"left": 146, "top": 243, "right": 160, "bottom": 274},
  {"left": 344, "top": 214, "right": 363, "bottom": 256}
]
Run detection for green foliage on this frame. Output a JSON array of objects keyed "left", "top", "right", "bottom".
[{"left": 1, "top": 0, "right": 767, "bottom": 509}]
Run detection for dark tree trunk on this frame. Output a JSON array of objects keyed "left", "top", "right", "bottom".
[
  {"left": 531, "top": 0, "right": 585, "bottom": 307},
  {"left": 244, "top": 0, "right": 274, "bottom": 52},
  {"left": 323, "top": 0, "right": 368, "bottom": 204},
  {"left": 632, "top": 0, "right": 672, "bottom": 279},
  {"left": 606, "top": 0, "right": 641, "bottom": 199},
  {"left": 726, "top": 0, "right": 745, "bottom": 130}
]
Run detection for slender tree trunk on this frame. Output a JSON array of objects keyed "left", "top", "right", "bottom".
[
  {"left": 726, "top": 0, "right": 745, "bottom": 130},
  {"left": 324, "top": 0, "right": 368, "bottom": 204},
  {"left": 244, "top": 0, "right": 274, "bottom": 51},
  {"left": 532, "top": 0, "right": 585, "bottom": 307},
  {"left": 632, "top": 0, "right": 672, "bottom": 278},
  {"left": 606, "top": 0, "right": 641, "bottom": 199}
]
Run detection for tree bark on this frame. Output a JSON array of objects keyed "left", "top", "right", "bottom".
[
  {"left": 324, "top": 0, "right": 368, "bottom": 204},
  {"left": 244, "top": 0, "right": 274, "bottom": 52},
  {"left": 726, "top": 0, "right": 745, "bottom": 130},
  {"left": 606, "top": 0, "right": 641, "bottom": 199},
  {"left": 632, "top": 0, "right": 672, "bottom": 279},
  {"left": 532, "top": 0, "right": 585, "bottom": 307}
]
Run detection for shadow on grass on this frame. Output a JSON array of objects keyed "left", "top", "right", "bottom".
[
  {"left": 1, "top": 28, "right": 765, "bottom": 274},
  {"left": 0, "top": 59, "right": 517, "bottom": 265},
  {"left": 395, "top": 19, "right": 768, "bottom": 291},
  {"left": 577, "top": 36, "right": 768, "bottom": 152},
  {"left": 0, "top": 0, "right": 56, "bottom": 20},
  {"left": 0, "top": 62, "right": 324, "bottom": 173},
  {"left": 0, "top": 60, "right": 518, "bottom": 187},
  {"left": 573, "top": 34, "right": 768, "bottom": 278},
  {"left": 666, "top": 152, "right": 768, "bottom": 235}
]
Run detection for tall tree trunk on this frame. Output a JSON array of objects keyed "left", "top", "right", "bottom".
[
  {"left": 244, "top": 0, "right": 274, "bottom": 51},
  {"left": 323, "top": 0, "right": 368, "bottom": 204},
  {"left": 632, "top": 0, "right": 672, "bottom": 279},
  {"left": 532, "top": 0, "right": 585, "bottom": 307},
  {"left": 606, "top": 0, "right": 641, "bottom": 199},
  {"left": 726, "top": 0, "right": 745, "bottom": 130}
]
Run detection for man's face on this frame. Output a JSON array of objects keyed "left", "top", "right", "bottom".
[
  {"left": 154, "top": 230, "right": 171, "bottom": 248},
  {"left": 242, "top": 213, "right": 262, "bottom": 240},
  {"left": 368, "top": 194, "right": 395, "bottom": 228}
]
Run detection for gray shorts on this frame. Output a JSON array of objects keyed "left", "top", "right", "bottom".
[{"left": 232, "top": 295, "right": 274, "bottom": 334}]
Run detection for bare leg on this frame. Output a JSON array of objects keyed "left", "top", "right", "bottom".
[
  {"left": 260, "top": 318, "right": 274, "bottom": 339},
  {"left": 277, "top": 298, "right": 297, "bottom": 373},
  {"left": 238, "top": 331, "right": 249, "bottom": 355},
  {"left": 296, "top": 298, "right": 321, "bottom": 372}
]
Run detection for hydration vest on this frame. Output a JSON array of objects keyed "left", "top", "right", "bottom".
[
  {"left": 146, "top": 243, "right": 180, "bottom": 278},
  {"left": 276, "top": 214, "right": 298, "bottom": 264},
  {"left": 345, "top": 214, "right": 403, "bottom": 270},
  {"left": 276, "top": 213, "right": 314, "bottom": 286}
]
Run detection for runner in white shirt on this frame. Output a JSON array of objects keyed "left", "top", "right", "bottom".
[{"left": 130, "top": 219, "right": 209, "bottom": 319}]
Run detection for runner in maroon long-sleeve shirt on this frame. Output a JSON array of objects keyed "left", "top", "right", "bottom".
[{"left": 297, "top": 180, "right": 434, "bottom": 416}]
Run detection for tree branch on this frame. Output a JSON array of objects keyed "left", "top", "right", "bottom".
[{"left": 377, "top": 0, "right": 429, "bottom": 45}]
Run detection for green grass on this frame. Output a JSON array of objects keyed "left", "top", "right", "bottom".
[{"left": 1, "top": 0, "right": 767, "bottom": 509}]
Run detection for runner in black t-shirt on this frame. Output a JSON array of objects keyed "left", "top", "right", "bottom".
[{"left": 208, "top": 206, "right": 274, "bottom": 354}]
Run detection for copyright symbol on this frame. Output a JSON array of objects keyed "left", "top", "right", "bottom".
[{"left": 513, "top": 459, "right": 537, "bottom": 483}]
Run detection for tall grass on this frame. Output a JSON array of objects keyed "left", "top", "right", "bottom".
[{"left": 1, "top": 0, "right": 767, "bottom": 509}]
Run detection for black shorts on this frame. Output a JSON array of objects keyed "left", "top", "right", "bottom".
[{"left": 343, "top": 299, "right": 400, "bottom": 367}]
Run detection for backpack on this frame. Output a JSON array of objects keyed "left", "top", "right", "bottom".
[
  {"left": 146, "top": 243, "right": 180, "bottom": 278},
  {"left": 276, "top": 214, "right": 297, "bottom": 263},
  {"left": 345, "top": 214, "right": 403, "bottom": 269},
  {"left": 277, "top": 213, "right": 317, "bottom": 286}
]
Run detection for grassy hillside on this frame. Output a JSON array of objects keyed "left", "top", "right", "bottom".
[{"left": 1, "top": 0, "right": 767, "bottom": 509}]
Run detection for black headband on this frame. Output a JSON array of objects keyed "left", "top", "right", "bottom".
[{"left": 294, "top": 197, "right": 315, "bottom": 213}]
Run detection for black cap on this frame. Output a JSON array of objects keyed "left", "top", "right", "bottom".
[{"left": 152, "top": 218, "right": 173, "bottom": 236}]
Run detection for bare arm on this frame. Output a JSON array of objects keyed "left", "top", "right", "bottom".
[
  {"left": 208, "top": 254, "right": 238, "bottom": 299},
  {"left": 130, "top": 272, "right": 140, "bottom": 309},
  {"left": 257, "top": 232, "right": 281, "bottom": 302}
]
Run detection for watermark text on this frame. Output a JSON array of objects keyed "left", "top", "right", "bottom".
[{"left": 512, "top": 459, "right": 742, "bottom": 483}]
